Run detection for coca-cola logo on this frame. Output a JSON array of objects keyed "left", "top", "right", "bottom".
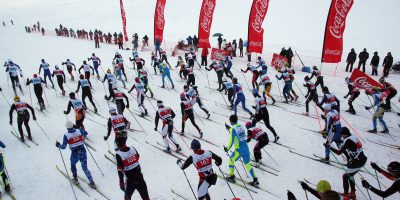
[
  {"left": 273, "top": 58, "right": 286, "bottom": 68},
  {"left": 325, "top": 49, "right": 342, "bottom": 56},
  {"left": 249, "top": 41, "right": 262, "bottom": 47},
  {"left": 354, "top": 77, "right": 373, "bottom": 90},
  {"left": 329, "top": 0, "right": 353, "bottom": 39},
  {"left": 156, "top": 2, "right": 165, "bottom": 30},
  {"left": 251, "top": 0, "right": 269, "bottom": 33},
  {"left": 200, "top": 0, "right": 215, "bottom": 33}
]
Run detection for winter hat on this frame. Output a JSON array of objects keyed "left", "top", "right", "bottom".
[
  {"left": 316, "top": 180, "right": 331, "bottom": 193},
  {"left": 320, "top": 190, "right": 340, "bottom": 200},
  {"left": 229, "top": 115, "right": 238, "bottom": 124},
  {"left": 65, "top": 121, "right": 74, "bottom": 129},
  {"left": 388, "top": 161, "right": 400, "bottom": 173},
  {"left": 340, "top": 127, "right": 351, "bottom": 136},
  {"left": 157, "top": 100, "right": 163, "bottom": 108},
  {"left": 190, "top": 139, "right": 201, "bottom": 150}
]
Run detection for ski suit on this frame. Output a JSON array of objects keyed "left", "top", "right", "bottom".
[
  {"left": 233, "top": 84, "right": 252, "bottom": 116},
  {"left": 324, "top": 109, "right": 342, "bottom": 160},
  {"left": 39, "top": 62, "right": 54, "bottom": 87}
]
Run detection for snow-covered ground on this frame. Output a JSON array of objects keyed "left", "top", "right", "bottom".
[{"left": 0, "top": 0, "right": 399, "bottom": 200}]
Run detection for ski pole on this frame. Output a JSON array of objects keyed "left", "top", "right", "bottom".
[
  {"left": 0, "top": 91, "right": 11, "bottom": 106},
  {"left": 34, "top": 120, "right": 51, "bottom": 140},
  {"left": 374, "top": 169, "right": 384, "bottom": 200},
  {"left": 241, "top": 72, "right": 251, "bottom": 91},
  {"left": 58, "top": 147, "right": 78, "bottom": 200},
  {"left": 304, "top": 189, "right": 309, "bottom": 200},
  {"left": 293, "top": 80, "right": 305, "bottom": 97},
  {"left": 85, "top": 116, "right": 107, "bottom": 127},
  {"left": 43, "top": 87, "right": 50, "bottom": 107},
  {"left": 275, "top": 79, "right": 283, "bottom": 101},
  {"left": 84, "top": 143, "right": 104, "bottom": 176},
  {"left": 217, "top": 166, "right": 236, "bottom": 198},
  {"left": 205, "top": 69, "right": 211, "bottom": 94},
  {"left": 4, "top": 166, "right": 13, "bottom": 189},
  {"left": 27, "top": 83, "right": 33, "bottom": 106},
  {"left": 262, "top": 149, "right": 279, "bottom": 166},
  {"left": 7, "top": 73, "right": 10, "bottom": 89},
  {"left": 219, "top": 92, "right": 229, "bottom": 107},
  {"left": 126, "top": 108, "right": 145, "bottom": 132},
  {"left": 179, "top": 166, "right": 197, "bottom": 200}
]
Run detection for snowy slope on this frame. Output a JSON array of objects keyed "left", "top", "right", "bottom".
[{"left": 0, "top": 1, "right": 399, "bottom": 200}]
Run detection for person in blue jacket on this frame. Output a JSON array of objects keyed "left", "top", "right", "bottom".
[
  {"left": 321, "top": 104, "right": 342, "bottom": 163},
  {"left": 158, "top": 62, "right": 174, "bottom": 89},
  {"left": 232, "top": 78, "right": 253, "bottom": 118},
  {"left": 365, "top": 86, "right": 389, "bottom": 133},
  {"left": 257, "top": 56, "right": 268, "bottom": 75},
  {"left": 275, "top": 67, "right": 293, "bottom": 103},
  {"left": 0, "top": 140, "right": 11, "bottom": 195},
  {"left": 38, "top": 59, "right": 54, "bottom": 88}
]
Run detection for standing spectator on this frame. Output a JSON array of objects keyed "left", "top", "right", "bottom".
[
  {"left": 94, "top": 33, "right": 100, "bottom": 48},
  {"left": 37, "top": 21, "right": 40, "bottom": 30},
  {"left": 132, "top": 33, "right": 139, "bottom": 51},
  {"left": 345, "top": 48, "right": 357, "bottom": 72},
  {"left": 193, "top": 35, "right": 198, "bottom": 51},
  {"left": 103, "top": 33, "right": 107, "bottom": 43},
  {"left": 89, "top": 30, "right": 93, "bottom": 40},
  {"left": 286, "top": 47, "right": 294, "bottom": 67},
  {"left": 382, "top": 52, "right": 393, "bottom": 77},
  {"left": 201, "top": 48, "right": 209, "bottom": 66},
  {"left": 370, "top": 51, "right": 380, "bottom": 76},
  {"left": 33, "top": 24, "right": 37, "bottom": 31},
  {"left": 41, "top": 28, "right": 45, "bottom": 36},
  {"left": 10, "top": 20, "right": 13, "bottom": 25},
  {"left": 239, "top": 38, "right": 244, "bottom": 57},
  {"left": 118, "top": 33, "right": 124, "bottom": 49},
  {"left": 279, "top": 47, "right": 287, "bottom": 57},
  {"left": 217, "top": 36, "right": 222, "bottom": 49},
  {"left": 2, "top": 22, "right": 5, "bottom": 26},
  {"left": 357, "top": 48, "right": 369, "bottom": 72},
  {"left": 155, "top": 39, "right": 161, "bottom": 57},
  {"left": 98, "top": 30, "right": 103, "bottom": 42},
  {"left": 113, "top": 32, "right": 118, "bottom": 45},
  {"left": 232, "top": 39, "right": 237, "bottom": 57},
  {"left": 143, "top": 35, "right": 149, "bottom": 46},
  {"left": 186, "top": 35, "right": 193, "bottom": 47}
]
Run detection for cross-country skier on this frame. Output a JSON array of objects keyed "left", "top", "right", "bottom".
[
  {"left": 179, "top": 92, "right": 203, "bottom": 137},
  {"left": 309, "top": 66, "right": 324, "bottom": 90},
  {"left": 38, "top": 59, "right": 54, "bottom": 88},
  {"left": 303, "top": 76, "right": 319, "bottom": 115},
  {"left": 4, "top": 59, "right": 23, "bottom": 94},
  {"left": 223, "top": 55, "right": 233, "bottom": 79},
  {"left": 224, "top": 115, "right": 259, "bottom": 186},
  {"left": 52, "top": 65, "right": 66, "bottom": 96},
  {"left": 159, "top": 63, "right": 174, "bottom": 89},
  {"left": 365, "top": 86, "right": 389, "bottom": 133},
  {"left": 218, "top": 78, "right": 234, "bottom": 107},
  {"left": 106, "top": 85, "right": 129, "bottom": 115},
  {"left": 115, "top": 137, "right": 150, "bottom": 200},
  {"left": 64, "top": 92, "right": 87, "bottom": 130},
  {"left": 102, "top": 69, "right": 117, "bottom": 99},
  {"left": 232, "top": 78, "right": 253, "bottom": 118},
  {"left": 138, "top": 68, "right": 154, "bottom": 97},
  {"left": 184, "top": 85, "right": 210, "bottom": 118},
  {"left": 129, "top": 54, "right": 145, "bottom": 72},
  {"left": 257, "top": 56, "right": 268, "bottom": 75},
  {"left": 159, "top": 49, "right": 171, "bottom": 67},
  {"left": 128, "top": 77, "right": 148, "bottom": 117},
  {"left": 186, "top": 64, "right": 196, "bottom": 86},
  {"left": 176, "top": 56, "right": 186, "bottom": 80},
  {"left": 113, "top": 52, "right": 127, "bottom": 81},
  {"left": 286, "top": 65, "right": 299, "bottom": 101},
  {"left": 275, "top": 67, "right": 293, "bottom": 103},
  {"left": 379, "top": 77, "right": 397, "bottom": 111},
  {"left": 251, "top": 89, "right": 279, "bottom": 142},
  {"left": 259, "top": 72, "right": 276, "bottom": 104},
  {"left": 318, "top": 86, "right": 340, "bottom": 112},
  {"left": 177, "top": 139, "right": 222, "bottom": 200},
  {"left": 78, "top": 61, "right": 94, "bottom": 82},
  {"left": 56, "top": 121, "right": 96, "bottom": 188},
  {"left": 104, "top": 107, "right": 130, "bottom": 149},
  {"left": 321, "top": 104, "right": 342, "bottom": 163},
  {"left": 343, "top": 77, "right": 360, "bottom": 115},
  {"left": 76, "top": 74, "right": 97, "bottom": 113},
  {"left": 112, "top": 61, "right": 126, "bottom": 88},
  {"left": 0, "top": 141, "right": 11, "bottom": 196},
  {"left": 244, "top": 122, "right": 269, "bottom": 165},
  {"left": 362, "top": 161, "right": 400, "bottom": 198},
  {"left": 61, "top": 59, "right": 76, "bottom": 81},
  {"left": 151, "top": 52, "right": 160, "bottom": 75},
  {"left": 330, "top": 127, "right": 367, "bottom": 199},
  {"left": 241, "top": 63, "right": 260, "bottom": 90},
  {"left": 26, "top": 74, "right": 46, "bottom": 110},
  {"left": 9, "top": 96, "right": 36, "bottom": 141},
  {"left": 154, "top": 100, "right": 181, "bottom": 153},
  {"left": 206, "top": 60, "right": 224, "bottom": 89},
  {"left": 298, "top": 180, "right": 342, "bottom": 200},
  {"left": 87, "top": 53, "right": 101, "bottom": 79}
]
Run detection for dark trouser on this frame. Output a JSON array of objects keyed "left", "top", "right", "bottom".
[
  {"left": 253, "top": 108, "right": 277, "bottom": 137},
  {"left": 224, "top": 68, "right": 233, "bottom": 79},
  {"left": 371, "top": 65, "right": 378, "bottom": 76},
  {"left": 232, "top": 49, "right": 236, "bottom": 57},
  {"left": 76, "top": 116, "right": 85, "bottom": 130},
  {"left": 67, "top": 66, "right": 74, "bottom": 78},
  {"left": 106, "top": 83, "right": 115, "bottom": 100},
  {"left": 386, "top": 89, "right": 397, "bottom": 109},
  {"left": 84, "top": 71, "right": 91, "bottom": 81},
  {"left": 57, "top": 77, "right": 64, "bottom": 91},
  {"left": 121, "top": 65, "right": 127, "bottom": 80},
  {"left": 182, "top": 110, "right": 201, "bottom": 133},
  {"left": 348, "top": 92, "right": 360, "bottom": 112},
  {"left": 239, "top": 48, "right": 243, "bottom": 57},
  {"left": 254, "top": 134, "right": 269, "bottom": 162},
  {"left": 217, "top": 71, "right": 223, "bottom": 89},
  {"left": 201, "top": 56, "right": 207, "bottom": 66},
  {"left": 342, "top": 171, "right": 357, "bottom": 194},
  {"left": 118, "top": 42, "right": 123, "bottom": 49},
  {"left": 116, "top": 101, "right": 126, "bottom": 115},
  {"left": 357, "top": 61, "right": 366, "bottom": 72},
  {"left": 306, "top": 92, "right": 318, "bottom": 113},
  {"left": 17, "top": 114, "right": 31, "bottom": 139},
  {"left": 95, "top": 41, "right": 99, "bottom": 48},
  {"left": 346, "top": 62, "right": 354, "bottom": 72},
  {"left": 227, "top": 89, "right": 234, "bottom": 106},
  {"left": 187, "top": 74, "right": 195, "bottom": 86},
  {"left": 82, "top": 90, "right": 96, "bottom": 109},
  {"left": 183, "top": 69, "right": 188, "bottom": 80},
  {"left": 10, "top": 75, "right": 21, "bottom": 92},
  {"left": 125, "top": 173, "right": 149, "bottom": 200},
  {"left": 383, "top": 66, "right": 390, "bottom": 77},
  {"left": 247, "top": 54, "right": 251, "bottom": 62},
  {"left": 315, "top": 76, "right": 324, "bottom": 90},
  {"left": 34, "top": 87, "right": 45, "bottom": 106},
  {"left": 251, "top": 71, "right": 259, "bottom": 89}
]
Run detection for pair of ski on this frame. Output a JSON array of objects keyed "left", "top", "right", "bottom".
[
  {"left": 10, "top": 131, "right": 37, "bottom": 148},
  {"left": 178, "top": 131, "right": 219, "bottom": 148},
  {"left": 145, "top": 141, "right": 187, "bottom": 160},
  {"left": 250, "top": 160, "right": 280, "bottom": 174},
  {"left": 0, "top": 181, "right": 16, "bottom": 200},
  {"left": 367, "top": 138, "right": 399, "bottom": 150},
  {"left": 55, "top": 165, "right": 110, "bottom": 200}
]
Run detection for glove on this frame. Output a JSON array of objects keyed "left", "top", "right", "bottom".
[
  {"left": 63, "top": 111, "right": 67, "bottom": 115},
  {"left": 287, "top": 190, "right": 296, "bottom": 200},
  {"left": 275, "top": 75, "right": 279, "bottom": 79},
  {"left": 126, "top": 104, "right": 129, "bottom": 109},
  {"left": 361, "top": 180, "right": 371, "bottom": 189},
  {"left": 215, "top": 160, "right": 222, "bottom": 166},
  {"left": 75, "top": 90, "right": 78, "bottom": 93},
  {"left": 365, "top": 106, "right": 370, "bottom": 110},
  {"left": 224, "top": 123, "right": 230, "bottom": 130},
  {"left": 300, "top": 181, "right": 308, "bottom": 190},
  {"left": 33, "top": 116, "right": 37, "bottom": 121},
  {"left": 370, "top": 162, "right": 380, "bottom": 171},
  {"left": 343, "top": 95, "right": 348, "bottom": 99},
  {"left": 154, "top": 127, "right": 157, "bottom": 131},
  {"left": 55, "top": 141, "right": 61, "bottom": 148},
  {"left": 223, "top": 146, "right": 228, "bottom": 152},
  {"left": 176, "top": 159, "right": 182, "bottom": 165},
  {"left": 119, "top": 181, "right": 125, "bottom": 191},
  {"left": 104, "top": 136, "right": 109, "bottom": 141},
  {"left": 9, "top": 121, "right": 12, "bottom": 125},
  {"left": 323, "top": 141, "right": 330, "bottom": 147}
]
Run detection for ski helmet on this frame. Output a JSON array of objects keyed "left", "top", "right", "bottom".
[
  {"left": 33, "top": 74, "right": 38, "bottom": 78},
  {"left": 344, "top": 77, "right": 350, "bottom": 84},
  {"left": 92, "top": 53, "right": 95, "bottom": 56},
  {"left": 229, "top": 115, "right": 238, "bottom": 124},
  {"left": 109, "top": 106, "right": 117, "bottom": 114},
  {"left": 190, "top": 139, "right": 201, "bottom": 150},
  {"left": 316, "top": 180, "right": 331, "bottom": 193},
  {"left": 41, "top": 59, "right": 45, "bottom": 63},
  {"left": 340, "top": 127, "right": 350, "bottom": 136},
  {"left": 55, "top": 65, "right": 59, "bottom": 69},
  {"left": 322, "top": 104, "right": 331, "bottom": 111},
  {"left": 222, "top": 77, "right": 227, "bottom": 82},
  {"left": 183, "top": 85, "right": 189, "bottom": 91},
  {"left": 388, "top": 161, "right": 400, "bottom": 174},
  {"left": 79, "top": 74, "right": 84, "bottom": 79},
  {"left": 232, "top": 77, "right": 238, "bottom": 84},
  {"left": 135, "top": 77, "right": 140, "bottom": 83},
  {"left": 65, "top": 120, "right": 74, "bottom": 129},
  {"left": 245, "top": 121, "right": 253, "bottom": 129},
  {"left": 69, "top": 92, "right": 75, "bottom": 99},
  {"left": 83, "top": 61, "right": 87, "bottom": 64},
  {"left": 313, "top": 66, "right": 318, "bottom": 70},
  {"left": 7, "top": 59, "right": 12, "bottom": 63},
  {"left": 258, "top": 56, "right": 261, "bottom": 60},
  {"left": 322, "top": 86, "right": 329, "bottom": 93},
  {"left": 157, "top": 100, "right": 164, "bottom": 108},
  {"left": 67, "top": 59, "right": 70, "bottom": 62},
  {"left": 13, "top": 96, "right": 20, "bottom": 102}
]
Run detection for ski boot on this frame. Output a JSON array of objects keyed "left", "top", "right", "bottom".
[
  {"left": 226, "top": 175, "right": 236, "bottom": 183},
  {"left": 349, "top": 110, "right": 356, "bottom": 115},
  {"left": 274, "top": 135, "right": 280, "bottom": 143},
  {"left": 72, "top": 176, "right": 79, "bottom": 185},
  {"left": 94, "top": 107, "right": 98, "bottom": 114},
  {"left": 207, "top": 113, "right": 210, "bottom": 119},
  {"left": 172, "top": 84, "right": 175, "bottom": 89},
  {"left": 175, "top": 144, "right": 182, "bottom": 152},
  {"left": 5, "top": 184, "right": 10, "bottom": 193},
  {"left": 320, "top": 157, "right": 330, "bottom": 164},
  {"left": 271, "top": 98, "right": 276, "bottom": 105},
  {"left": 20, "top": 137, "right": 25, "bottom": 142},
  {"left": 294, "top": 95, "right": 299, "bottom": 101},
  {"left": 27, "top": 135, "right": 33, "bottom": 140},
  {"left": 62, "top": 90, "right": 66, "bottom": 96},
  {"left": 380, "top": 129, "right": 389, "bottom": 134},
  {"left": 253, "top": 161, "right": 260, "bottom": 167},
  {"left": 250, "top": 177, "right": 259, "bottom": 187},
  {"left": 302, "top": 112, "right": 309, "bottom": 116},
  {"left": 343, "top": 191, "right": 356, "bottom": 200},
  {"left": 161, "top": 85, "right": 165, "bottom": 88},
  {"left": 140, "top": 113, "right": 145, "bottom": 117},
  {"left": 89, "top": 181, "right": 97, "bottom": 189},
  {"left": 145, "top": 109, "right": 148, "bottom": 116},
  {"left": 199, "top": 131, "right": 203, "bottom": 138},
  {"left": 164, "top": 147, "right": 171, "bottom": 153},
  {"left": 368, "top": 129, "right": 377, "bottom": 133}
]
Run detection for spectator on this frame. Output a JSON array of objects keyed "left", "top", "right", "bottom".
[
  {"left": 382, "top": 52, "right": 393, "bottom": 77},
  {"left": 193, "top": 35, "right": 198, "bottom": 51},
  {"left": 239, "top": 38, "right": 244, "bottom": 57},
  {"left": 357, "top": 48, "right": 369, "bottom": 72},
  {"left": 279, "top": 47, "right": 287, "bottom": 57},
  {"left": 217, "top": 36, "right": 222, "bottom": 49},
  {"left": 89, "top": 30, "right": 93, "bottom": 40},
  {"left": 143, "top": 35, "right": 149, "bottom": 46},
  {"left": 232, "top": 39, "right": 237, "bottom": 57},
  {"left": 286, "top": 47, "right": 294, "bottom": 67},
  {"left": 155, "top": 39, "right": 161, "bottom": 57},
  {"left": 201, "top": 48, "right": 209, "bottom": 66},
  {"left": 132, "top": 33, "right": 139, "bottom": 51},
  {"left": 113, "top": 32, "right": 118, "bottom": 45},
  {"left": 118, "top": 33, "right": 124, "bottom": 49},
  {"left": 186, "top": 35, "right": 193, "bottom": 47},
  {"left": 370, "top": 51, "right": 379, "bottom": 76},
  {"left": 41, "top": 28, "right": 45, "bottom": 36},
  {"left": 10, "top": 20, "right": 14, "bottom": 25},
  {"left": 98, "top": 30, "right": 103, "bottom": 42},
  {"left": 222, "top": 39, "right": 227, "bottom": 50},
  {"left": 246, "top": 48, "right": 251, "bottom": 62},
  {"left": 107, "top": 33, "right": 112, "bottom": 43},
  {"left": 345, "top": 48, "right": 357, "bottom": 72},
  {"left": 94, "top": 33, "right": 100, "bottom": 48}
]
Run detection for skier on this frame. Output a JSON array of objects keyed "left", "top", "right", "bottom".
[
  {"left": 318, "top": 86, "right": 340, "bottom": 113},
  {"left": 362, "top": 161, "right": 400, "bottom": 198},
  {"left": 184, "top": 85, "right": 210, "bottom": 118},
  {"left": 251, "top": 89, "right": 279, "bottom": 142},
  {"left": 382, "top": 52, "right": 393, "bottom": 77},
  {"left": 112, "top": 61, "right": 126, "bottom": 88},
  {"left": 232, "top": 78, "right": 253, "bottom": 118},
  {"left": 186, "top": 64, "right": 196, "bottom": 86},
  {"left": 78, "top": 61, "right": 94, "bottom": 82},
  {"left": 113, "top": 52, "right": 127, "bottom": 81},
  {"left": 303, "top": 76, "right": 319, "bottom": 115},
  {"left": 179, "top": 92, "right": 203, "bottom": 137},
  {"left": 52, "top": 65, "right": 66, "bottom": 96},
  {"left": 176, "top": 56, "right": 185, "bottom": 79},
  {"left": 76, "top": 74, "right": 97, "bottom": 113},
  {"left": 275, "top": 67, "right": 293, "bottom": 103},
  {"left": 151, "top": 52, "right": 160, "bottom": 75},
  {"left": 257, "top": 56, "right": 268, "bottom": 75},
  {"left": 159, "top": 62, "right": 174, "bottom": 89},
  {"left": 379, "top": 77, "right": 397, "bottom": 111},
  {"left": 87, "top": 53, "right": 101, "bottom": 79},
  {"left": 0, "top": 141, "right": 11, "bottom": 196},
  {"left": 38, "top": 59, "right": 54, "bottom": 88},
  {"left": 244, "top": 122, "right": 269, "bottom": 165},
  {"left": 343, "top": 77, "right": 360, "bottom": 115},
  {"left": 106, "top": 85, "right": 129, "bottom": 115},
  {"left": 4, "top": 60, "right": 23, "bottom": 94},
  {"left": 298, "top": 180, "right": 342, "bottom": 200},
  {"left": 154, "top": 100, "right": 181, "bottom": 153},
  {"left": 218, "top": 78, "right": 234, "bottom": 107},
  {"left": 286, "top": 65, "right": 299, "bottom": 101},
  {"left": 104, "top": 107, "right": 130, "bottom": 149},
  {"left": 102, "top": 69, "right": 117, "bottom": 99},
  {"left": 26, "top": 74, "right": 46, "bottom": 110},
  {"left": 357, "top": 48, "right": 369, "bottom": 73},
  {"left": 128, "top": 77, "right": 148, "bottom": 117},
  {"left": 129, "top": 54, "right": 145, "bottom": 72},
  {"left": 138, "top": 68, "right": 154, "bottom": 97},
  {"left": 365, "top": 86, "right": 389, "bottom": 133},
  {"left": 115, "top": 137, "right": 150, "bottom": 200},
  {"left": 177, "top": 139, "right": 222, "bottom": 200},
  {"left": 64, "top": 92, "right": 86, "bottom": 130},
  {"left": 321, "top": 104, "right": 342, "bottom": 163},
  {"left": 258, "top": 73, "right": 276, "bottom": 104},
  {"left": 61, "top": 59, "right": 76, "bottom": 81},
  {"left": 56, "top": 121, "right": 96, "bottom": 188},
  {"left": 241, "top": 63, "right": 260, "bottom": 90},
  {"left": 224, "top": 115, "right": 258, "bottom": 186},
  {"left": 330, "top": 127, "right": 367, "bottom": 199},
  {"left": 9, "top": 96, "right": 36, "bottom": 141},
  {"left": 206, "top": 60, "right": 224, "bottom": 90},
  {"left": 160, "top": 49, "right": 171, "bottom": 67},
  {"left": 309, "top": 66, "right": 324, "bottom": 90},
  {"left": 223, "top": 55, "right": 233, "bottom": 79}
]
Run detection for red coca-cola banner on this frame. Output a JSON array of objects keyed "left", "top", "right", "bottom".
[
  {"left": 154, "top": 0, "right": 166, "bottom": 43},
  {"left": 119, "top": 0, "right": 128, "bottom": 42},
  {"left": 198, "top": 0, "right": 217, "bottom": 48},
  {"left": 321, "top": 0, "right": 354, "bottom": 63},
  {"left": 349, "top": 69, "right": 383, "bottom": 94},
  {"left": 271, "top": 53, "right": 288, "bottom": 70},
  {"left": 211, "top": 48, "right": 229, "bottom": 60},
  {"left": 247, "top": 0, "right": 270, "bottom": 53}
]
